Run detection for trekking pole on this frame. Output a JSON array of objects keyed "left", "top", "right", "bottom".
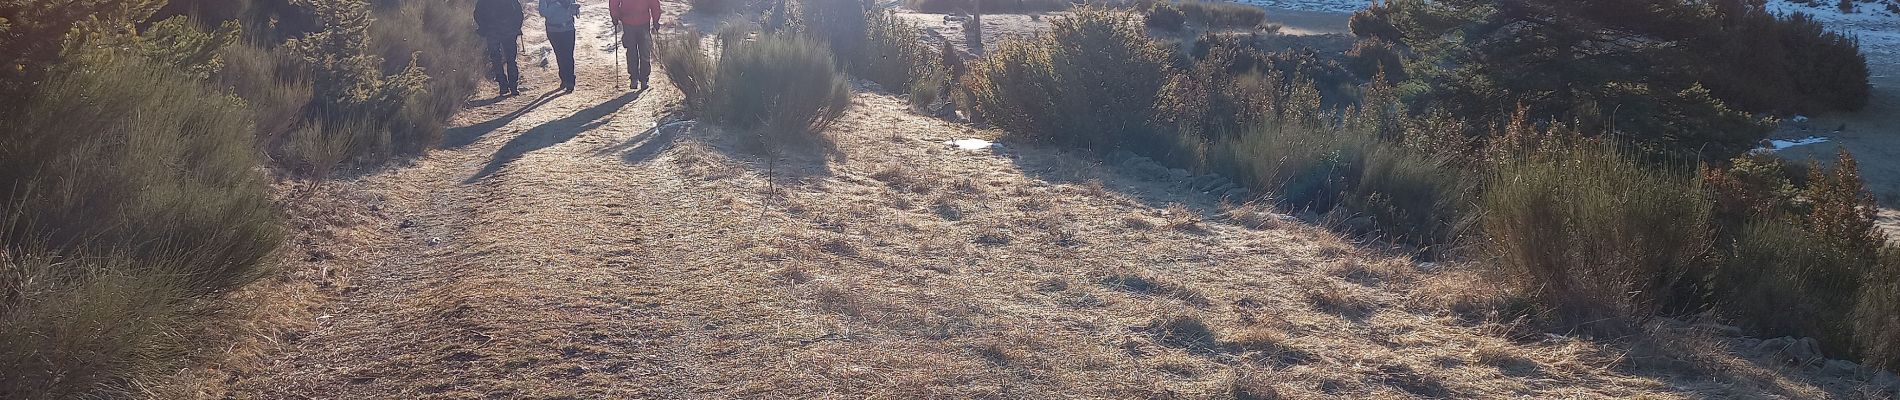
[{"left": 614, "top": 23, "right": 624, "bottom": 90}]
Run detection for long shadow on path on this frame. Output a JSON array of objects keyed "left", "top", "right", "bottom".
[
  {"left": 590, "top": 117, "right": 692, "bottom": 165},
  {"left": 466, "top": 92, "right": 642, "bottom": 183},
  {"left": 442, "top": 90, "right": 567, "bottom": 149}
]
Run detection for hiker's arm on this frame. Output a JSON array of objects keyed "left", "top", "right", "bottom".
[
  {"left": 649, "top": 0, "right": 662, "bottom": 29},
  {"left": 514, "top": 3, "right": 526, "bottom": 34}
]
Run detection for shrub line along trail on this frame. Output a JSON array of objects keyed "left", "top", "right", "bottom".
[{"left": 228, "top": 2, "right": 1879, "bottom": 398}]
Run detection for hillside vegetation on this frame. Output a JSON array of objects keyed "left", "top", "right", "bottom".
[
  {"left": 0, "top": 0, "right": 476, "bottom": 397},
  {"left": 949, "top": 3, "right": 1899, "bottom": 371},
  {"left": 4, "top": 0, "right": 1900, "bottom": 397}
]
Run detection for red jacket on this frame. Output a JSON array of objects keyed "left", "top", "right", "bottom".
[{"left": 610, "top": 0, "right": 663, "bottom": 26}]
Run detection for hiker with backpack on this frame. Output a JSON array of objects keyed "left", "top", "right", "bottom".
[
  {"left": 610, "top": 0, "right": 663, "bottom": 91},
  {"left": 475, "top": 0, "right": 524, "bottom": 96},
  {"left": 539, "top": 0, "right": 582, "bottom": 93}
]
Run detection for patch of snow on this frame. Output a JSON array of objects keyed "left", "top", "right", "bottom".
[
  {"left": 945, "top": 138, "right": 996, "bottom": 150},
  {"left": 1792, "top": 115, "right": 1811, "bottom": 123},
  {"left": 1770, "top": 136, "right": 1832, "bottom": 150},
  {"left": 1230, "top": 0, "right": 1365, "bottom": 13},
  {"left": 1768, "top": 0, "right": 1900, "bottom": 59}
]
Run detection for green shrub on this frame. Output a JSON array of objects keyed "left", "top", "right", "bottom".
[
  {"left": 1178, "top": 1, "right": 1265, "bottom": 29},
  {"left": 0, "top": 0, "right": 171, "bottom": 100},
  {"left": 794, "top": 0, "right": 869, "bottom": 71},
  {"left": 1339, "top": 145, "right": 1472, "bottom": 246},
  {"left": 0, "top": 250, "right": 196, "bottom": 400},
  {"left": 1203, "top": 96, "right": 1468, "bottom": 246},
  {"left": 1158, "top": 36, "right": 1281, "bottom": 142},
  {"left": 908, "top": 66, "right": 948, "bottom": 109},
  {"left": 691, "top": 0, "right": 740, "bottom": 14},
  {"left": 713, "top": 35, "right": 853, "bottom": 141},
  {"left": 1715, "top": 220, "right": 1868, "bottom": 355},
  {"left": 0, "top": 55, "right": 281, "bottom": 293},
  {"left": 662, "top": 33, "right": 852, "bottom": 145},
  {"left": 1346, "top": 38, "right": 1405, "bottom": 83},
  {"left": 1478, "top": 145, "right": 1713, "bottom": 332},
  {"left": 216, "top": 44, "right": 315, "bottom": 140},
  {"left": 1696, "top": 8, "right": 1871, "bottom": 113},
  {"left": 1856, "top": 248, "right": 1900, "bottom": 369},
  {"left": 368, "top": 0, "right": 482, "bottom": 155},
  {"left": 858, "top": 11, "right": 941, "bottom": 99},
  {"left": 1145, "top": 3, "right": 1186, "bottom": 31},
  {"left": 790, "top": 0, "right": 943, "bottom": 108},
  {"left": 657, "top": 32, "right": 717, "bottom": 115},
  {"left": 1804, "top": 149, "right": 1883, "bottom": 260},
  {"left": 170, "top": 0, "right": 478, "bottom": 175},
  {"left": 964, "top": 9, "right": 1170, "bottom": 151},
  {"left": 0, "top": 54, "right": 280, "bottom": 398},
  {"left": 1353, "top": 0, "right": 1868, "bottom": 158}
]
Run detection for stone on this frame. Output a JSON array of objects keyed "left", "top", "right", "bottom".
[
  {"left": 1707, "top": 323, "right": 1743, "bottom": 338},
  {"left": 1757, "top": 337, "right": 1824, "bottom": 365},
  {"left": 1207, "top": 182, "right": 1238, "bottom": 195},
  {"left": 1222, "top": 187, "right": 1253, "bottom": 201},
  {"left": 1116, "top": 155, "right": 1145, "bottom": 169},
  {"left": 1822, "top": 359, "right": 1858, "bottom": 377},
  {"left": 1752, "top": 337, "right": 1792, "bottom": 355},
  {"left": 1136, "top": 162, "right": 1171, "bottom": 180},
  {"left": 1873, "top": 370, "right": 1899, "bottom": 393},
  {"left": 1343, "top": 216, "right": 1376, "bottom": 235},
  {"left": 1166, "top": 168, "right": 1192, "bottom": 182},
  {"left": 1787, "top": 337, "right": 1824, "bottom": 365},
  {"left": 1194, "top": 175, "right": 1225, "bottom": 191}
]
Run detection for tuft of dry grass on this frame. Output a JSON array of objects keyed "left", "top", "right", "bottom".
[{"left": 1161, "top": 203, "right": 1207, "bottom": 233}]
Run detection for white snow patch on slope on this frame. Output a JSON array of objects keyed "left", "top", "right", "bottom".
[
  {"left": 1230, "top": 0, "right": 1364, "bottom": 13},
  {"left": 1770, "top": 136, "right": 1832, "bottom": 150},
  {"left": 1768, "top": 0, "right": 1900, "bottom": 60}
]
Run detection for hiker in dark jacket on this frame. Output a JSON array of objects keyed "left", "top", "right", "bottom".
[{"left": 475, "top": 0, "right": 524, "bottom": 96}]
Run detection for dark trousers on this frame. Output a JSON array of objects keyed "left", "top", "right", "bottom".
[
  {"left": 621, "top": 27, "right": 653, "bottom": 85},
  {"left": 486, "top": 35, "right": 520, "bottom": 92},
  {"left": 549, "top": 29, "right": 577, "bottom": 87}
]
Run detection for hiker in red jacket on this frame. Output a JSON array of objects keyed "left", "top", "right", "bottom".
[{"left": 610, "top": 0, "right": 663, "bottom": 91}]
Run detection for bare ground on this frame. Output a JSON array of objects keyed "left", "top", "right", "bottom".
[{"left": 174, "top": 2, "right": 1900, "bottom": 399}]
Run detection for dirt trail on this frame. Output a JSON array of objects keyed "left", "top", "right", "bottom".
[{"left": 219, "top": 2, "right": 1886, "bottom": 398}]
